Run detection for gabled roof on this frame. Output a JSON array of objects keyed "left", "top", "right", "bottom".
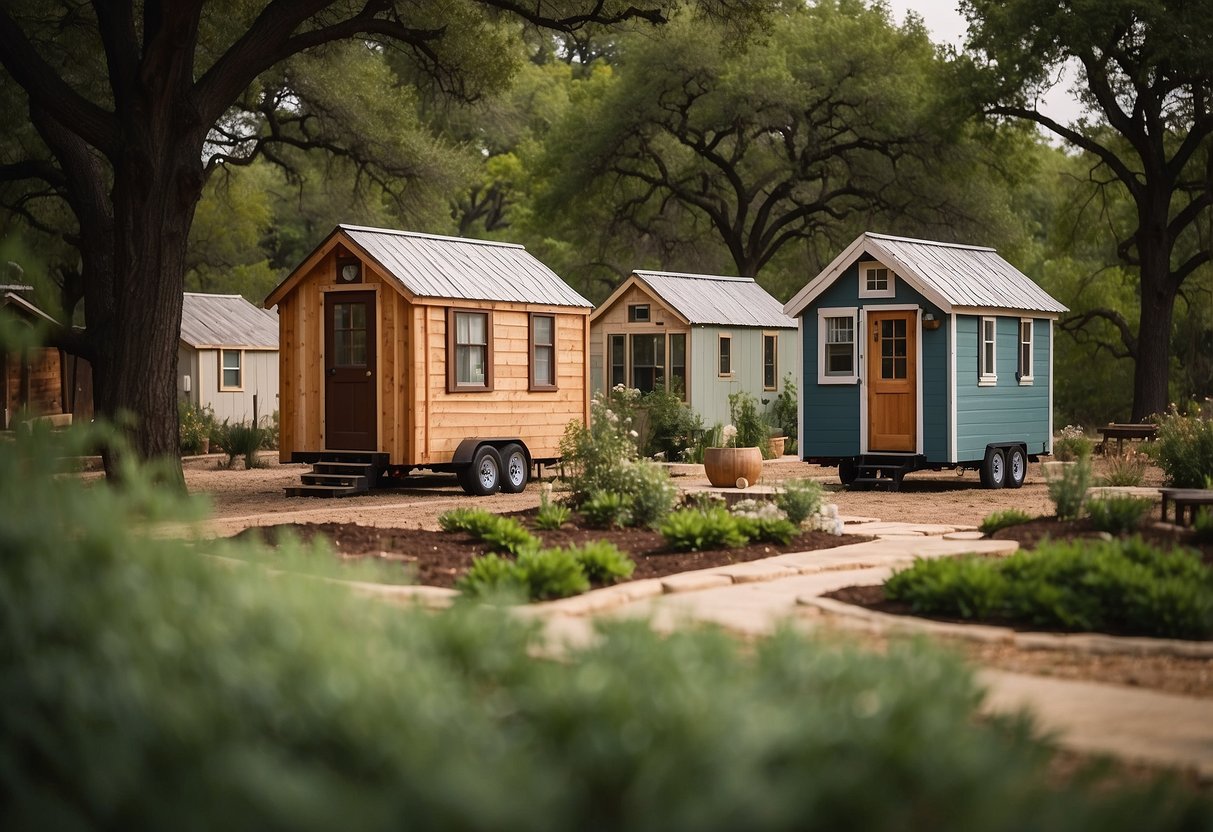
[
  {"left": 784, "top": 232, "right": 1068, "bottom": 318},
  {"left": 592, "top": 270, "right": 796, "bottom": 329},
  {"left": 180, "top": 293, "right": 278, "bottom": 350},
  {"left": 266, "top": 225, "right": 591, "bottom": 309}
]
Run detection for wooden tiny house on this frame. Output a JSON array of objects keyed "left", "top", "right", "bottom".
[
  {"left": 784, "top": 233, "right": 1067, "bottom": 490},
  {"left": 264, "top": 225, "right": 591, "bottom": 496},
  {"left": 589, "top": 271, "right": 799, "bottom": 427},
  {"left": 1, "top": 285, "right": 92, "bottom": 430}
]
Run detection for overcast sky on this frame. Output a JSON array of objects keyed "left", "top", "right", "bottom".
[{"left": 882, "top": 0, "right": 1085, "bottom": 125}]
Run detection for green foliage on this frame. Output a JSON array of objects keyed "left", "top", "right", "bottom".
[
  {"left": 769, "top": 374, "right": 799, "bottom": 446},
  {"left": 456, "top": 553, "right": 529, "bottom": 601},
  {"left": 1086, "top": 496, "right": 1154, "bottom": 536},
  {"left": 1154, "top": 407, "right": 1213, "bottom": 487},
  {"left": 534, "top": 487, "right": 572, "bottom": 530},
  {"left": 1045, "top": 459, "right": 1092, "bottom": 520},
  {"left": 1053, "top": 425, "right": 1094, "bottom": 462},
  {"left": 1099, "top": 450, "right": 1147, "bottom": 487},
  {"left": 688, "top": 423, "right": 724, "bottom": 464},
  {"left": 178, "top": 400, "right": 215, "bottom": 455},
  {"left": 559, "top": 387, "right": 640, "bottom": 503},
  {"left": 565, "top": 541, "right": 635, "bottom": 585},
  {"left": 620, "top": 459, "right": 679, "bottom": 527},
  {"left": 459, "top": 542, "right": 630, "bottom": 601},
  {"left": 887, "top": 538, "right": 1213, "bottom": 639},
  {"left": 978, "top": 509, "right": 1034, "bottom": 535},
  {"left": 734, "top": 515, "right": 798, "bottom": 545},
  {"left": 660, "top": 508, "right": 747, "bottom": 551},
  {"left": 439, "top": 507, "right": 491, "bottom": 533},
  {"left": 219, "top": 419, "right": 266, "bottom": 469},
  {"left": 581, "top": 491, "right": 633, "bottom": 529},
  {"left": 439, "top": 508, "right": 539, "bottom": 555},
  {"left": 3, "top": 424, "right": 1210, "bottom": 828},
  {"left": 640, "top": 387, "right": 703, "bottom": 462},
  {"left": 1193, "top": 509, "right": 1213, "bottom": 545},
  {"left": 515, "top": 547, "right": 591, "bottom": 600},
  {"left": 728, "top": 391, "right": 772, "bottom": 457},
  {"left": 775, "top": 478, "right": 824, "bottom": 526}
]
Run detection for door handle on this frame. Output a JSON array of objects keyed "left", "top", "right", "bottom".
[
  {"left": 328, "top": 368, "right": 336, "bottom": 376},
  {"left": 365, "top": 370, "right": 372, "bottom": 377}
]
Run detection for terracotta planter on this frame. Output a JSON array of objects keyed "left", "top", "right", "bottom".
[
  {"left": 704, "top": 446, "right": 763, "bottom": 488},
  {"left": 768, "top": 436, "right": 786, "bottom": 458}
]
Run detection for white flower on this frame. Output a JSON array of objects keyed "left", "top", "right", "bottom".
[
  {"left": 629, "top": 430, "right": 638, "bottom": 438},
  {"left": 721, "top": 424, "right": 738, "bottom": 446}
]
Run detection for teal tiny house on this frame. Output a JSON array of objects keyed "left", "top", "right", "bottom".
[{"left": 783, "top": 233, "right": 1067, "bottom": 489}]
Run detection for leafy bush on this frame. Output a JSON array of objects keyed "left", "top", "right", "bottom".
[
  {"left": 728, "top": 390, "right": 772, "bottom": 457},
  {"left": 775, "top": 478, "right": 823, "bottom": 526},
  {"left": 581, "top": 491, "right": 633, "bottom": 529},
  {"left": 534, "top": 486, "right": 571, "bottom": 530},
  {"left": 516, "top": 547, "right": 590, "bottom": 600},
  {"left": 439, "top": 506, "right": 491, "bottom": 533},
  {"left": 1193, "top": 509, "right": 1213, "bottom": 545},
  {"left": 1099, "top": 449, "right": 1147, "bottom": 486},
  {"left": 564, "top": 541, "right": 635, "bottom": 585},
  {"left": 734, "top": 515, "right": 798, "bottom": 545},
  {"left": 439, "top": 509, "right": 539, "bottom": 555},
  {"left": 1086, "top": 496, "right": 1153, "bottom": 535},
  {"left": 178, "top": 400, "right": 215, "bottom": 454},
  {"left": 1154, "top": 406, "right": 1213, "bottom": 487},
  {"left": 640, "top": 386, "right": 703, "bottom": 462},
  {"left": 978, "top": 509, "right": 1034, "bottom": 535},
  {"left": 1054, "top": 424, "right": 1093, "bottom": 462},
  {"left": 886, "top": 538, "right": 1213, "bottom": 639},
  {"left": 660, "top": 508, "right": 747, "bottom": 551},
  {"left": 620, "top": 459, "right": 679, "bottom": 527},
  {"left": 559, "top": 386, "right": 641, "bottom": 504},
  {"left": 219, "top": 419, "right": 265, "bottom": 469},
  {"left": 1045, "top": 458, "right": 1092, "bottom": 520},
  {"left": 2, "top": 423, "right": 1210, "bottom": 830},
  {"left": 687, "top": 423, "right": 724, "bottom": 463},
  {"left": 456, "top": 553, "right": 529, "bottom": 600},
  {"left": 768, "top": 374, "right": 799, "bottom": 447}
]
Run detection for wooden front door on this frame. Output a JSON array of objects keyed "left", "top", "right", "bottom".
[
  {"left": 324, "top": 291, "right": 377, "bottom": 450},
  {"left": 866, "top": 310, "right": 916, "bottom": 452}
]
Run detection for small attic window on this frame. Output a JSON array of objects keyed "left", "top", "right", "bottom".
[
  {"left": 627, "top": 304, "right": 650, "bottom": 323},
  {"left": 859, "top": 262, "right": 895, "bottom": 299}
]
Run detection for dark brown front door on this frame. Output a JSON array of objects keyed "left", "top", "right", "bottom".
[
  {"left": 324, "top": 291, "right": 376, "bottom": 450},
  {"left": 866, "top": 310, "right": 917, "bottom": 452}
]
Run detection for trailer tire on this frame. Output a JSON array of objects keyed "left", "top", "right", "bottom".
[
  {"left": 499, "top": 443, "right": 529, "bottom": 493},
  {"left": 980, "top": 447, "right": 1007, "bottom": 489},
  {"left": 838, "top": 458, "right": 858, "bottom": 487},
  {"left": 459, "top": 445, "right": 503, "bottom": 496},
  {"left": 1006, "top": 446, "right": 1027, "bottom": 489}
]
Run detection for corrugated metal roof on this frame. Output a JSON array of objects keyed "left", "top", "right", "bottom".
[
  {"left": 341, "top": 225, "right": 592, "bottom": 308},
  {"left": 631, "top": 270, "right": 796, "bottom": 328},
  {"left": 180, "top": 293, "right": 278, "bottom": 349},
  {"left": 785, "top": 232, "right": 1067, "bottom": 317}
]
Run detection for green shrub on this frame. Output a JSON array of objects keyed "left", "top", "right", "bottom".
[
  {"left": 734, "top": 515, "right": 798, "bottom": 545},
  {"left": 1193, "top": 509, "right": 1213, "bottom": 545},
  {"left": 581, "top": 491, "right": 633, "bottom": 529},
  {"left": 1086, "top": 496, "right": 1153, "bottom": 535},
  {"left": 775, "top": 478, "right": 823, "bottom": 526},
  {"left": 768, "top": 374, "right": 799, "bottom": 445},
  {"left": 515, "top": 547, "right": 590, "bottom": 600},
  {"left": 220, "top": 419, "right": 265, "bottom": 469},
  {"left": 559, "top": 386, "right": 641, "bottom": 504},
  {"left": 2, "top": 423, "right": 1209, "bottom": 830},
  {"left": 621, "top": 459, "right": 679, "bottom": 527},
  {"left": 660, "top": 507, "right": 747, "bottom": 551},
  {"left": 728, "top": 391, "right": 772, "bottom": 458},
  {"left": 640, "top": 386, "right": 702, "bottom": 462},
  {"left": 456, "top": 553, "right": 529, "bottom": 600},
  {"left": 978, "top": 509, "right": 1034, "bottom": 535},
  {"left": 887, "top": 538, "right": 1213, "bottom": 639},
  {"left": 534, "top": 487, "right": 572, "bottom": 530},
  {"left": 178, "top": 400, "right": 215, "bottom": 455},
  {"left": 1154, "top": 407, "right": 1213, "bottom": 487},
  {"left": 1054, "top": 424, "right": 1094, "bottom": 462},
  {"left": 1099, "top": 450, "right": 1147, "bottom": 486},
  {"left": 1045, "top": 458, "right": 1091, "bottom": 520},
  {"left": 688, "top": 423, "right": 724, "bottom": 463},
  {"left": 477, "top": 516, "right": 540, "bottom": 556},
  {"left": 439, "top": 506, "right": 492, "bottom": 533},
  {"left": 565, "top": 541, "right": 635, "bottom": 585}
]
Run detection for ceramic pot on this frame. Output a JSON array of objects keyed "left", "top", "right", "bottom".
[{"left": 703, "top": 446, "right": 762, "bottom": 488}]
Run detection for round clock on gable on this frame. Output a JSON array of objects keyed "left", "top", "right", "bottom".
[{"left": 338, "top": 259, "right": 361, "bottom": 284}]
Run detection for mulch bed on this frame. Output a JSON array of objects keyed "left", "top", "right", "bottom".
[{"left": 237, "top": 510, "right": 861, "bottom": 590}]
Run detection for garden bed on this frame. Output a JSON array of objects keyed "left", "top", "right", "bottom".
[{"left": 238, "top": 509, "right": 862, "bottom": 590}]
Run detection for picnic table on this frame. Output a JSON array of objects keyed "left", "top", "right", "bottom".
[
  {"left": 1097, "top": 422, "right": 1157, "bottom": 456},
  {"left": 1159, "top": 488, "right": 1213, "bottom": 527}
]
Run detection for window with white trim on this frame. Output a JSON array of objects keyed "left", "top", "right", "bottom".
[
  {"left": 859, "top": 262, "right": 895, "bottom": 299},
  {"left": 817, "top": 308, "right": 857, "bottom": 384},
  {"left": 219, "top": 349, "right": 243, "bottom": 391},
  {"left": 718, "top": 334, "right": 732, "bottom": 376},
  {"left": 1018, "top": 319, "right": 1034, "bottom": 384},
  {"left": 979, "top": 317, "right": 997, "bottom": 385}
]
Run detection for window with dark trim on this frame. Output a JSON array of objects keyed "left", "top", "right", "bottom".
[
  {"left": 669, "top": 333, "right": 687, "bottom": 399},
  {"left": 630, "top": 333, "right": 664, "bottom": 394},
  {"left": 762, "top": 333, "right": 778, "bottom": 390},
  {"left": 447, "top": 309, "right": 493, "bottom": 392},
  {"left": 718, "top": 334, "right": 732, "bottom": 376},
  {"left": 529, "top": 313, "right": 557, "bottom": 391},
  {"left": 627, "top": 304, "right": 650, "bottom": 323},
  {"left": 219, "top": 349, "right": 243, "bottom": 391},
  {"left": 609, "top": 334, "right": 626, "bottom": 387},
  {"left": 1017, "top": 319, "right": 1034, "bottom": 384}
]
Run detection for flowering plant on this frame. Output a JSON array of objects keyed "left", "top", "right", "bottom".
[{"left": 720, "top": 424, "right": 738, "bottom": 448}]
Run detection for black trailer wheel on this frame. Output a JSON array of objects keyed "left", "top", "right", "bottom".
[
  {"left": 980, "top": 447, "right": 1007, "bottom": 489},
  {"left": 459, "top": 445, "right": 503, "bottom": 496},
  {"left": 1006, "top": 446, "right": 1027, "bottom": 489},
  {"left": 838, "top": 457, "right": 858, "bottom": 487},
  {"left": 499, "top": 443, "right": 528, "bottom": 493}
]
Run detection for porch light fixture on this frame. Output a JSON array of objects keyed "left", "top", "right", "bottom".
[{"left": 922, "top": 312, "right": 942, "bottom": 331}]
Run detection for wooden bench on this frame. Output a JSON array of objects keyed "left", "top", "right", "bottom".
[
  {"left": 1160, "top": 488, "right": 1213, "bottom": 526},
  {"left": 1097, "top": 423, "right": 1157, "bottom": 456}
]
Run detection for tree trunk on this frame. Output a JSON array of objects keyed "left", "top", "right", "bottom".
[{"left": 1131, "top": 245, "right": 1178, "bottom": 422}]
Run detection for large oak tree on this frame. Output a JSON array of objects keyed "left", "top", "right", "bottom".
[
  {"left": 962, "top": 0, "right": 1213, "bottom": 421},
  {"left": 0, "top": 0, "right": 767, "bottom": 480}
]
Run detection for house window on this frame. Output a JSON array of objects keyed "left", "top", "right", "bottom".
[
  {"left": 530, "top": 314, "right": 557, "bottom": 391},
  {"left": 609, "top": 334, "right": 626, "bottom": 387},
  {"left": 669, "top": 333, "right": 687, "bottom": 399},
  {"left": 859, "top": 262, "right": 895, "bottom": 298},
  {"left": 718, "top": 334, "right": 732, "bottom": 377},
  {"left": 219, "top": 349, "right": 242, "bottom": 391},
  {"left": 448, "top": 309, "right": 492, "bottom": 391},
  {"left": 763, "top": 333, "right": 778, "bottom": 390},
  {"left": 1018, "top": 319, "right": 1034, "bottom": 384},
  {"left": 979, "top": 316, "right": 997, "bottom": 385},
  {"left": 818, "top": 308, "right": 857, "bottom": 384},
  {"left": 630, "top": 333, "right": 664, "bottom": 393},
  {"left": 332, "top": 302, "right": 368, "bottom": 366},
  {"left": 879, "top": 318, "right": 908, "bottom": 380},
  {"left": 627, "top": 304, "right": 650, "bottom": 323}
]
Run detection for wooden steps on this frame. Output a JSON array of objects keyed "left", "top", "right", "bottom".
[
  {"left": 850, "top": 454, "right": 924, "bottom": 492},
  {"left": 286, "top": 452, "right": 386, "bottom": 498}
]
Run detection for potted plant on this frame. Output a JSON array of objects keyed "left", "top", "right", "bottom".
[{"left": 703, "top": 424, "right": 763, "bottom": 488}]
